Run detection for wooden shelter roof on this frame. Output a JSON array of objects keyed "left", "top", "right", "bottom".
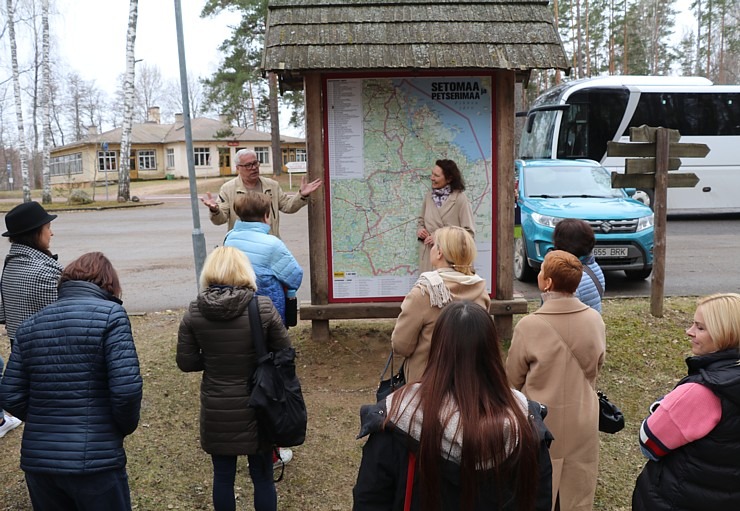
[{"left": 263, "top": 0, "right": 569, "bottom": 82}]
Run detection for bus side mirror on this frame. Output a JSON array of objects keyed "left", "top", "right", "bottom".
[{"left": 526, "top": 113, "right": 536, "bottom": 133}]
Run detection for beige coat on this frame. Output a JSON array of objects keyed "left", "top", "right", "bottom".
[
  {"left": 417, "top": 190, "right": 475, "bottom": 272},
  {"left": 210, "top": 176, "right": 307, "bottom": 237},
  {"left": 506, "top": 294, "right": 605, "bottom": 511},
  {"left": 391, "top": 269, "right": 490, "bottom": 383}
]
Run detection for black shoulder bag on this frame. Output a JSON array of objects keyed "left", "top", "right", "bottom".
[{"left": 247, "top": 297, "right": 307, "bottom": 447}]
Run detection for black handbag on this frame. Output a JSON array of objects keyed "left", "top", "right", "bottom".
[
  {"left": 247, "top": 297, "right": 307, "bottom": 447},
  {"left": 376, "top": 351, "right": 406, "bottom": 402},
  {"left": 597, "top": 391, "right": 625, "bottom": 434}
]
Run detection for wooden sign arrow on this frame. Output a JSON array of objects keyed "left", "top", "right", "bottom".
[
  {"left": 625, "top": 158, "right": 682, "bottom": 173},
  {"left": 630, "top": 126, "right": 681, "bottom": 143},
  {"left": 611, "top": 172, "right": 700, "bottom": 189},
  {"left": 607, "top": 141, "right": 710, "bottom": 158}
]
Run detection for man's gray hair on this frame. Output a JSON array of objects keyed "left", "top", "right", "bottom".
[{"left": 235, "top": 148, "right": 257, "bottom": 161}]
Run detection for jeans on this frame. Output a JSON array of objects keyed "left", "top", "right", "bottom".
[
  {"left": 212, "top": 451, "right": 276, "bottom": 511},
  {"left": 24, "top": 468, "right": 132, "bottom": 511}
]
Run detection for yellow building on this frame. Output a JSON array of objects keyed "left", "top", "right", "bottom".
[{"left": 49, "top": 108, "right": 306, "bottom": 185}]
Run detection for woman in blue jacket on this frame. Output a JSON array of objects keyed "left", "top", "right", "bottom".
[
  {"left": 224, "top": 191, "right": 303, "bottom": 325},
  {"left": 0, "top": 252, "right": 143, "bottom": 511}
]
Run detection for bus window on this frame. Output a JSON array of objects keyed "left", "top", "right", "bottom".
[{"left": 559, "top": 89, "right": 629, "bottom": 161}]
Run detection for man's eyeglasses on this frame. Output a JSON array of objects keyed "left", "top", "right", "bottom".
[{"left": 236, "top": 161, "right": 259, "bottom": 169}]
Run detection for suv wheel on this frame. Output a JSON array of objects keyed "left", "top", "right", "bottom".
[
  {"left": 625, "top": 267, "right": 652, "bottom": 280},
  {"left": 514, "top": 236, "right": 537, "bottom": 282}
]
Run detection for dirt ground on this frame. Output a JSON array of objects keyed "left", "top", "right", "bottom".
[{"left": 0, "top": 314, "right": 395, "bottom": 511}]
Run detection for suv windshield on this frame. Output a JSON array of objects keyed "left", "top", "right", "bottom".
[{"left": 523, "top": 165, "right": 624, "bottom": 199}]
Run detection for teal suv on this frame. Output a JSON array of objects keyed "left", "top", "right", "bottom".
[{"left": 514, "top": 159, "right": 654, "bottom": 281}]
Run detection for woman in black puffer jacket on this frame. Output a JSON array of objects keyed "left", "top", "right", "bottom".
[{"left": 177, "top": 246, "right": 291, "bottom": 511}]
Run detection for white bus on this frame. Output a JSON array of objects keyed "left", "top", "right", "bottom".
[{"left": 518, "top": 76, "right": 740, "bottom": 214}]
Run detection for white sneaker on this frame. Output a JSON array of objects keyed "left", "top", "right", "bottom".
[
  {"left": 272, "top": 447, "right": 293, "bottom": 470},
  {"left": 0, "top": 414, "right": 21, "bottom": 438}
]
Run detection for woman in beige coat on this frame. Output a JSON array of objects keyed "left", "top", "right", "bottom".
[
  {"left": 506, "top": 250, "right": 606, "bottom": 511},
  {"left": 393, "top": 226, "right": 490, "bottom": 383},
  {"left": 416, "top": 159, "right": 475, "bottom": 272}
]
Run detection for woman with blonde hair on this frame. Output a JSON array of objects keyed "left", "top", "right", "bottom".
[
  {"left": 633, "top": 293, "right": 740, "bottom": 510},
  {"left": 506, "top": 250, "right": 606, "bottom": 511},
  {"left": 392, "top": 226, "right": 490, "bottom": 383},
  {"left": 177, "top": 246, "right": 291, "bottom": 511}
]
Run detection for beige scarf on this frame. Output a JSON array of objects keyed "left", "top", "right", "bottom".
[{"left": 415, "top": 268, "right": 484, "bottom": 308}]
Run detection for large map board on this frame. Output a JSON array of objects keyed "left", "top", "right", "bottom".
[{"left": 325, "top": 75, "right": 496, "bottom": 301}]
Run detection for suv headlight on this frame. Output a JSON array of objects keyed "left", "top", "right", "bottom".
[
  {"left": 636, "top": 213, "right": 654, "bottom": 232},
  {"left": 532, "top": 212, "right": 561, "bottom": 228}
]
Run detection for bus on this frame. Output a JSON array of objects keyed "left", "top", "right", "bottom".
[{"left": 518, "top": 76, "right": 740, "bottom": 214}]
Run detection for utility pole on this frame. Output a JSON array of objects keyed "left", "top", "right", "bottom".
[{"left": 174, "top": 0, "right": 207, "bottom": 286}]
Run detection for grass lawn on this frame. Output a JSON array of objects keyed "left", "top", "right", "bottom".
[{"left": 0, "top": 296, "right": 698, "bottom": 510}]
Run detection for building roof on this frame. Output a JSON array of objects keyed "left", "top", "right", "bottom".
[
  {"left": 53, "top": 118, "right": 304, "bottom": 152},
  {"left": 263, "top": 0, "right": 569, "bottom": 82}
]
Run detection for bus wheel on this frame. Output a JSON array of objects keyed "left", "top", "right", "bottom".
[
  {"left": 634, "top": 188, "right": 655, "bottom": 210},
  {"left": 514, "top": 237, "right": 537, "bottom": 282}
]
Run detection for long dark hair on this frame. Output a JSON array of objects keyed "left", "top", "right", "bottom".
[
  {"left": 435, "top": 159, "right": 466, "bottom": 191},
  {"left": 60, "top": 252, "right": 122, "bottom": 298},
  {"left": 388, "top": 301, "right": 539, "bottom": 510},
  {"left": 9, "top": 227, "right": 52, "bottom": 257}
]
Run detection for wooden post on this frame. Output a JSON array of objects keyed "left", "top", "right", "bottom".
[
  {"left": 650, "top": 128, "right": 669, "bottom": 317},
  {"left": 304, "top": 73, "right": 331, "bottom": 340},
  {"left": 494, "top": 71, "right": 516, "bottom": 340}
]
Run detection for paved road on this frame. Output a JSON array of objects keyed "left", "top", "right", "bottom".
[
  {"left": 513, "top": 214, "right": 740, "bottom": 299},
  {"left": 0, "top": 197, "right": 312, "bottom": 314},
  {"left": 1, "top": 198, "right": 738, "bottom": 313}
]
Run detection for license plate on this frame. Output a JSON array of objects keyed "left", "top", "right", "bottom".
[{"left": 594, "top": 247, "right": 628, "bottom": 258}]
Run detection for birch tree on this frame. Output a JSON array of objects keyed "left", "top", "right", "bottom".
[
  {"left": 41, "top": 0, "right": 51, "bottom": 204},
  {"left": 118, "top": 0, "right": 138, "bottom": 202},
  {"left": 6, "top": 0, "right": 31, "bottom": 202}
]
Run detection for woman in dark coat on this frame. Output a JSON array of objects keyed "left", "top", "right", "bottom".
[
  {"left": 632, "top": 293, "right": 740, "bottom": 510},
  {"left": 177, "top": 246, "right": 291, "bottom": 511},
  {"left": 0, "top": 252, "right": 142, "bottom": 510},
  {"left": 354, "top": 301, "right": 553, "bottom": 511}
]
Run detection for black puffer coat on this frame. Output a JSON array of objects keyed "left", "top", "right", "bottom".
[
  {"left": 177, "top": 286, "right": 291, "bottom": 455},
  {"left": 632, "top": 349, "right": 740, "bottom": 511},
  {"left": 0, "top": 280, "right": 142, "bottom": 474}
]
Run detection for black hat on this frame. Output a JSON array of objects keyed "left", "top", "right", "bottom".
[{"left": 2, "top": 202, "right": 57, "bottom": 237}]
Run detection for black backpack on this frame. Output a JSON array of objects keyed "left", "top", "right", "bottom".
[{"left": 247, "top": 297, "right": 307, "bottom": 447}]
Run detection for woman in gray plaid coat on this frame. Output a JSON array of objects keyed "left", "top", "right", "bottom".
[
  {"left": 0, "top": 202, "right": 62, "bottom": 344},
  {"left": 0, "top": 202, "right": 62, "bottom": 438}
]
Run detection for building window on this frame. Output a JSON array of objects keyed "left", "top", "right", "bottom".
[
  {"left": 255, "top": 147, "right": 269, "bottom": 164},
  {"left": 166, "top": 148, "right": 175, "bottom": 168},
  {"left": 194, "top": 147, "right": 211, "bottom": 166},
  {"left": 138, "top": 150, "right": 157, "bottom": 170},
  {"left": 97, "top": 151, "right": 117, "bottom": 172},
  {"left": 50, "top": 153, "right": 83, "bottom": 177},
  {"left": 296, "top": 149, "right": 307, "bottom": 162}
]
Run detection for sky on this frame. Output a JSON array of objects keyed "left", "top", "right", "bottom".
[{"left": 55, "top": 0, "right": 240, "bottom": 97}]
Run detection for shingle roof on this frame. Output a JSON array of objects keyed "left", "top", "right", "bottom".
[{"left": 263, "top": 0, "right": 569, "bottom": 79}]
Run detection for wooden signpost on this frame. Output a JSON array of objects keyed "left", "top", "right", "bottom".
[{"left": 607, "top": 126, "right": 709, "bottom": 317}]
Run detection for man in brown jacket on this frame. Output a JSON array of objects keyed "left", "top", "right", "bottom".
[{"left": 201, "top": 149, "right": 322, "bottom": 237}]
